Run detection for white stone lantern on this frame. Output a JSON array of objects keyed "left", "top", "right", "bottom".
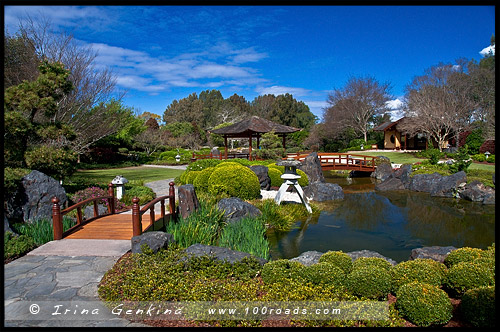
[
  {"left": 111, "top": 175, "right": 128, "bottom": 200},
  {"left": 274, "top": 158, "right": 312, "bottom": 213},
  {"left": 484, "top": 151, "right": 490, "bottom": 159}
]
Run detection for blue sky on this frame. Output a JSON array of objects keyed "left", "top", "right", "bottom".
[{"left": 4, "top": 5, "right": 495, "bottom": 122}]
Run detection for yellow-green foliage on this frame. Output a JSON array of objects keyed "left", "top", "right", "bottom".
[
  {"left": 261, "top": 259, "right": 306, "bottom": 284},
  {"left": 318, "top": 251, "right": 353, "bottom": 273},
  {"left": 215, "top": 161, "right": 243, "bottom": 168},
  {"left": 443, "top": 247, "right": 485, "bottom": 268},
  {"left": 352, "top": 257, "right": 392, "bottom": 271},
  {"left": 300, "top": 262, "right": 346, "bottom": 287},
  {"left": 390, "top": 259, "right": 447, "bottom": 293},
  {"left": 208, "top": 164, "right": 261, "bottom": 200},
  {"left": 346, "top": 266, "right": 392, "bottom": 300},
  {"left": 444, "top": 262, "right": 495, "bottom": 297},
  {"left": 184, "top": 170, "right": 202, "bottom": 184},
  {"left": 460, "top": 286, "right": 495, "bottom": 327},
  {"left": 268, "top": 167, "right": 283, "bottom": 187},
  {"left": 193, "top": 167, "right": 215, "bottom": 192},
  {"left": 296, "top": 169, "right": 309, "bottom": 187},
  {"left": 396, "top": 281, "right": 453, "bottom": 327}
]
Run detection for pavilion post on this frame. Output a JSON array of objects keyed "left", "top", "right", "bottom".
[
  {"left": 248, "top": 135, "right": 253, "bottom": 161},
  {"left": 224, "top": 135, "right": 228, "bottom": 159},
  {"left": 282, "top": 135, "right": 286, "bottom": 154}
]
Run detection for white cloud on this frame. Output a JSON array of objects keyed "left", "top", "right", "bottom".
[
  {"left": 480, "top": 44, "right": 495, "bottom": 56},
  {"left": 256, "top": 85, "right": 311, "bottom": 97},
  {"left": 386, "top": 98, "right": 405, "bottom": 121}
]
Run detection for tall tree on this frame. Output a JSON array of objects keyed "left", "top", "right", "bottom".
[
  {"left": 4, "top": 32, "right": 40, "bottom": 89},
  {"left": 324, "top": 76, "right": 392, "bottom": 142},
  {"left": 163, "top": 92, "right": 204, "bottom": 126},
  {"left": 400, "top": 62, "right": 477, "bottom": 151},
  {"left": 199, "top": 89, "right": 224, "bottom": 129}
]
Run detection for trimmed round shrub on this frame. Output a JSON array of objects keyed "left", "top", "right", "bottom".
[
  {"left": 460, "top": 286, "right": 495, "bottom": 327},
  {"left": 192, "top": 167, "right": 216, "bottom": 192},
  {"left": 318, "top": 251, "right": 353, "bottom": 273},
  {"left": 267, "top": 163, "right": 285, "bottom": 174},
  {"left": 390, "top": 259, "right": 447, "bottom": 293},
  {"left": 208, "top": 165, "right": 261, "bottom": 200},
  {"left": 187, "top": 159, "right": 222, "bottom": 172},
  {"left": 300, "top": 262, "right": 346, "bottom": 287},
  {"left": 444, "top": 262, "right": 495, "bottom": 297},
  {"left": 346, "top": 266, "right": 392, "bottom": 300},
  {"left": 268, "top": 167, "right": 283, "bottom": 187},
  {"left": 261, "top": 259, "right": 306, "bottom": 284},
  {"left": 184, "top": 170, "right": 202, "bottom": 184},
  {"left": 121, "top": 185, "right": 156, "bottom": 206},
  {"left": 396, "top": 281, "right": 453, "bottom": 327},
  {"left": 215, "top": 161, "right": 243, "bottom": 168},
  {"left": 352, "top": 257, "right": 392, "bottom": 271},
  {"left": 443, "top": 247, "right": 484, "bottom": 268},
  {"left": 296, "top": 169, "right": 309, "bottom": 187}
]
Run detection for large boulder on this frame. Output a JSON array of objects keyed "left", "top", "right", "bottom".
[
  {"left": 394, "top": 164, "right": 413, "bottom": 189},
  {"left": 289, "top": 250, "right": 324, "bottom": 266},
  {"left": 409, "top": 246, "right": 457, "bottom": 263},
  {"left": 249, "top": 165, "right": 271, "bottom": 190},
  {"left": 304, "top": 182, "right": 344, "bottom": 201},
  {"left": 408, "top": 172, "right": 443, "bottom": 193},
  {"left": 217, "top": 197, "right": 262, "bottom": 223},
  {"left": 430, "top": 171, "right": 467, "bottom": 198},
  {"left": 374, "top": 177, "right": 405, "bottom": 191},
  {"left": 177, "top": 184, "right": 200, "bottom": 219},
  {"left": 372, "top": 162, "right": 393, "bottom": 181},
  {"left": 459, "top": 180, "right": 495, "bottom": 205},
  {"left": 346, "top": 250, "right": 397, "bottom": 266},
  {"left": 131, "top": 231, "right": 175, "bottom": 254},
  {"left": 6, "top": 170, "right": 68, "bottom": 224},
  {"left": 182, "top": 243, "right": 267, "bottom": 265},
  {"left": 298, "top": 152, "right": 325, "bottom": 183}
]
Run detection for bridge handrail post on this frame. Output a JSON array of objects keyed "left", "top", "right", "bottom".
[
  {"left": 169, "top": 182, "right": 176, "bottom": 221},
  {"left": 107, "top": 183, "right": 115, "bottom": 214},
  {"left": 51, "top": 197, "right": 63, "bottom": 240},
  {"left": 132, "top": 197, "right": 142, "bottom": 236}
]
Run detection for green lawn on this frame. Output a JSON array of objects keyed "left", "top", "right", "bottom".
[
  {"left": 350, "top": 151, "right": 423, "bottom": 164},
  {"left": 69, "top": 166, "right": 185, "bottom": 185},
  {"left": 469, "top": 162, "right": 496, "bottom": 172}
]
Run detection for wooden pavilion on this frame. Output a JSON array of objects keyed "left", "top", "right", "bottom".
[{"left": 209, "top": 116, "right": 301, "bottom": 160}]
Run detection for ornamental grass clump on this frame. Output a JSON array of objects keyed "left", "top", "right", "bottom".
[
  {"left": 460, "top": 286, "right": 495, "bottom": 327},
  {"left": 390, "top": 258, "right": 447, "bottom": 293},
  {"left": 261, "top": 259, "right": 306, "bottom": 284},
  {"left": 318, "top": 251, "right": 353, "bottom": 274},
  {"left": 218, "top": 217, "right": 270, "bottom": 260},
  {"left": 346, "top": 266, "right": 392, "bottom": 300},
  {"left": 396, "top": 281, "right": 453, "bottom": 327},
  {"left": 444, "top": 262, "right": 495, "bottom": 297}
]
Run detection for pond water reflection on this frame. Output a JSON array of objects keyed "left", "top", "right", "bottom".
[{"left": 267, "top": 174, "right": 495, "bottom": 263}]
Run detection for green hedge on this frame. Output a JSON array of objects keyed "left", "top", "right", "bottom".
[
  {"left": 261, "top": 259, "right": 306, "bottom": 284},
  {"left": 390, "top": 259, "right": 447, "bottom": 293},
  {"left": 444, "top": 262, "right": 495, "bottom": 297},
  {"left": 318, "top": 251, "right": 353, "bottom": 274},
  {"left": 460, "top": 286, "right": 495, "bottom": 327},
  {"left": 352, "top": 257, "right": 392, "bottom": 271},
  {"left": 121, "top": 186, "right": 156, "bottom": 206},
  {"left": 300, "top": 262, "right": 346, "bottom": 287},
  {"left": 396, "top": 281, "right": 453, "bottom": 327},
  {"left": 346, "top": 266, "right": 392, "bottom": 300},
  {"left": 208, "top": 164, "right": 261, "bottom": 200},
  {"left": 193, "top": 167, "right": 216, "bottom": 192}
]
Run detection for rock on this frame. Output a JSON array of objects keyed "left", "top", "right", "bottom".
[
  {"left": 177, "top": 184, "right": 200, "bottom": 219},
  {"left": 298, "top": 152, "right": 325, "bottom": 183},
  {"left": 249, "top": 165, "right": 271, "bottom": 190},
  {"left": 289, "top": 251, "right": 324, "bottom": 266},
  {"left": 10, "top": 170, "right": 68, "bottom": 224},
  {"left": 211, "top": 147, "right": 220, "bottom": 156},
  {"left": 4, "top": 216, "right": 15, "bottom": 234},
  {"left": 375, "top": 177, "right": 405, "bottom": 191},
  {"left": 409, "top": 246, "right": 457, "bottom": 263},
  {"left": 182, "top": 243, "right": 268, "bottom": 265},
  {"left": 217, "top": 197, "right": 262, "bottom": 223},
  {"left": 430, "top": 171, "right": 467, "bottom": 198},
  {"left": 84, "top": 204, "right": 108, "bottom": 220},
  {"left": 459, "top": 180, "right": 496, "bottom": 204},
  {"left": 131, "top": 231, "right": 175, "bottom": 254},
  {"left": 408, "top": 172, "right": 443, "bottom": 193},
  {"left": 372, "top": 163, "right": 393, "bottom": 181},
  {"left": 394, "top": 164, "right": 413, "bottom": 188},
  {"left": 304, "top": 182, "right": 344, "bottom": 201},
  {"left": 345, "top": 250, "right": 397, "bottom": 266}
]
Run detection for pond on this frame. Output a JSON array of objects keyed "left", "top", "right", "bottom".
[{"left": 267, "top": 173, "right": 496, "bottom": 263}]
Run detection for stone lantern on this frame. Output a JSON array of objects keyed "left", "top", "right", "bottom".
[
  {"left": 484, "top": 151, "right": 490, "bottom": 159},
  {"left": 111, "top": 175, "right": 128, "bottom": 200},
  {"left": 274, "top": 158, "right": 312, "bottom": 213}
]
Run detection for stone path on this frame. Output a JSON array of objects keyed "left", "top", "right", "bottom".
[{"left": 4, "top": 240, "right": 146, "bottom": 327}]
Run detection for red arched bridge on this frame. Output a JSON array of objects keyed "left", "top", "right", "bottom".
[
  {"left": 287, "top": 152, "right": 378, "bottom": 172},
  {"left": 51, "top": 182, "right": 176, "bottom": 241}
]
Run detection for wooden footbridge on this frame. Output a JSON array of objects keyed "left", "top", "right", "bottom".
[
  {"left": 287, "top": 152, "right": 378, "bottom": 172},
  {"left": 51, "top": 182, "right": 176, "bottom": 241}
]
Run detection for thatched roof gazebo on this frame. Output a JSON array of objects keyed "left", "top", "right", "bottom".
[{"left": 209, "top": 116, "right": 301, "bottom": 160}]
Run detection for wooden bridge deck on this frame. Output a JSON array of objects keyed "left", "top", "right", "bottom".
[{"left": 64, "top": 213, "right": 167, "bottom": 240}]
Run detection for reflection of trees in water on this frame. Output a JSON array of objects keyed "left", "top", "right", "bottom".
[
  {"left": 379, "top": 191, "right": 495, "bottom": 248},
  {"left": 268, "top": 215, "right": 315, "bottom": 259}
]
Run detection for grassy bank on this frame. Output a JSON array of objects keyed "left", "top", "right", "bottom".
[{"left": 69, "top": 166, "right": 185, "bottom": 185}]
